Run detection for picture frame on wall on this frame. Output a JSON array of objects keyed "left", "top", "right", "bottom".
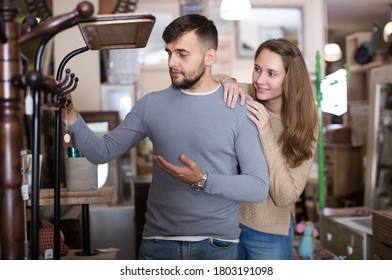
[
  {"left": 136, "top": 1, "right": 179, "bottom": 68},
  {"left": 101, "top": 83, "right": 136, "bottom": 121},
  {"left": 179, "top": 0, "right": 203, "bottom": 15},
  {"left": 236, "top": 6, "right": 304, "bottom": 58}
]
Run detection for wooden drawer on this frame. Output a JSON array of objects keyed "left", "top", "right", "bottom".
[
  {"left": 373, "top": 211, "right": 392, "bottom": 259},
  {"left": 320, "top": 215, "right": 373, "bottom": 259}
]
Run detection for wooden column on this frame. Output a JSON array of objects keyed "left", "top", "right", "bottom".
[{"left": 0, "top": 0, "right": 24, "bottom": 259}]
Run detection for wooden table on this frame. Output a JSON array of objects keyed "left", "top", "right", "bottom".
[
  {"left": 27, "top": 186, "right": 113, "bottom": 207},
  {"left": 27, "top": 186, "right": 113, "bottom": 258}
]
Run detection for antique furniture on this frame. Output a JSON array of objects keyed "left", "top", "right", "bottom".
[
  {"left": 320, "top": 212, "right": 373, "bottom": 259},
  {"left": 0, "top": 0, "right": 155, "bottom": 260},
  {"left": 27, "top": 186, "right": 113, "bottom": 257},
  {"left": 324, "top": 144, "right": 364, "bottom": 206},
  {"left": 372, "top": 210, "right": 392, "bottom": 259}
]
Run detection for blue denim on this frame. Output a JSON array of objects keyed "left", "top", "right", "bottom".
[
  {"left": 138, "top": 238, "right": 238, "bottom": 260},
  {"left": 238, "top": 216, "right": 295, "bottom": 260}
]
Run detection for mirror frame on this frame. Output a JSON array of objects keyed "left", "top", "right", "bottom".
[
  {"left": 236, "top": 6, "right": 304, "bottom": 58},
  {"left": 365, "top": 64, "right": 392, "bottom": 209}
]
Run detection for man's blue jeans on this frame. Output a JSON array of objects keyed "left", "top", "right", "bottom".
[
  {"left": 138, "top": 238, "right": 238, "bottom": 260},
  {"left": 238, "top": 216, "right": 295, "bottom": 260}
]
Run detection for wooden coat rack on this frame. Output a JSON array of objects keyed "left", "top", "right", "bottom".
[
  {"left": 0, "top": 0, "right": 153, "bottom": 260},
  {"left": 0, "top": 0, "right": 24, "bottom": 260},
  {"left": 0, "top": 0, "right": 94, "bottom": 260}
]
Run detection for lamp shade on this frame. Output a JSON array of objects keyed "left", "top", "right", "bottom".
[
  {"left": 220, "top": 0, "right": 251, "bottom": 21},
  {"left": 78, "top": 13, "right": 155, "bottom": 50},
  {"left": 383, "top": 21, "right": 392, "bottom": 42},
  {"left": 323, "top": 42, "right": 342, "bottom": 62}
]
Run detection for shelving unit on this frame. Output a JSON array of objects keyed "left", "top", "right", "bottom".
[
  {"left": 365, "top": 63, "right": 392, "bottom": 209},
  {"left": 340, "top": 33, "right": 392, "bottom": 209},
  {"left": 27, "top": 186, "right": 114, "bottom": 259}
]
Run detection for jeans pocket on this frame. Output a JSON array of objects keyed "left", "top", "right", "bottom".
[{"left": 209, "top": 238, "right": 236, "bottom": 248}]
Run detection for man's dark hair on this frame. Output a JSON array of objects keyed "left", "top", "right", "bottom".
[{"left": 162, "top": 14, "right": 218, "bottom": 50}]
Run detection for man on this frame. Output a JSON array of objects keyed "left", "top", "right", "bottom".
[{"left": 62, "top": 14, "right": 269, "bottom": 260}]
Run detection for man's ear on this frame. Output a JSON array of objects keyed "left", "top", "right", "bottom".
[{"left": 204, "top": 48, "right": 216, "bottom": 66}]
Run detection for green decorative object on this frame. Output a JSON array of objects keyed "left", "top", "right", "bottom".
[
  {"left": 314, "top": 52, "right": 350, "bottom": 210},
  {"left": 314, "top": 51, "right": 325, "bottom": 210}
]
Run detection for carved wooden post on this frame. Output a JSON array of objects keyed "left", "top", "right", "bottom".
[{"left": 0, "top": 0, "right": 25, "bottom": 259}]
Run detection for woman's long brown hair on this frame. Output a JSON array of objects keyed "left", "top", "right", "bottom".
[{"left": 254, "top": 38, "right": 318, "bottom": 168}]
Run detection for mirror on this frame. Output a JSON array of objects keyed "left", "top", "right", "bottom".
[
  {"left": 79, "top": 111, "right": 122, "bottom": 203},
  {"left": 366, "top": 64, "right": 392, "bottom": 209},
  {"left": 236, "top": 6, "right": 304, "bottom": 58}
]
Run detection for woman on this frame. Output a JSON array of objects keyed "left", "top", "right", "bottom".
[{"left": 221, "top": 38, "right": 318, "bottom": 259}]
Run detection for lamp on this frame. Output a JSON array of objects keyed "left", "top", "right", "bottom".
[
  {"left": 323, "top": 42, "right": 342, "bottom": 62},
  {"left": 220, "top": 0, "right": 251, "bottom": 21},
  {"left": 78, "top": 13, "right": 155, "bottom": 50},
  {"left": 384, "top": 22, "right": 392, "bottom": 42},
  {"left": 54, "top": 13, "right": 155, "bottom": 258},
  {"left": 383, "top": 4, "right": 392, "bottom": 42}
]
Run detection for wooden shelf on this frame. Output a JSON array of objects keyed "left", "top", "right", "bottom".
[
  {"left": 349, "top": 60, "right": 385, "bottom": 73},
  {"left": 26, "top": 186, "right": 113, "bottom": 207},
  {"left": 28, "top": 186, "right": 114, "bottom": 260}
]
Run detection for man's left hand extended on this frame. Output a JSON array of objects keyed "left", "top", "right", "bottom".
[{"left": 153, "top": 154, "right": 201, "bottom": 185}]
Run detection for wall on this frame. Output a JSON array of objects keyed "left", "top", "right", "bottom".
[
  {"left": 53, "top": 0, "right": 325, "bottom": 110},
  {"left": 139, "top": 0, "right": 325, "bottom": 96}
]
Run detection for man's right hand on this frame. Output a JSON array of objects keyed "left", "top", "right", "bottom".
[{"left": 60, "top": 95, "right": 78, "bottom": 126}]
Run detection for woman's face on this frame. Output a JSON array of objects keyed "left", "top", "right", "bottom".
[{"left": 252, "top": 49, "right": 286, "bottom": 103}]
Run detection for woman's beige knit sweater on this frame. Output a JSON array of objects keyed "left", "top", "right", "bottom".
[{"left": 239, "top": 83, "right": 317, "bottom": 236}]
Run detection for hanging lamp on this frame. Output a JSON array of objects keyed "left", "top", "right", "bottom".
[
  {"left": 324, "top": 42, "right": 342, "bottom": 62},
  {"left": 383, "top": 4, "right": 392, "bottom": 42}
]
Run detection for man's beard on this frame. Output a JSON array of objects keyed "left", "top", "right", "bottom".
[{"left": 170, "top": 61, "right": 206, "bottom": 89}]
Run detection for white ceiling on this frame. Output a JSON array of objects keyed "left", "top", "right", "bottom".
[{"left": 325, "top": 0, "right": 391, "bottom": 49}]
